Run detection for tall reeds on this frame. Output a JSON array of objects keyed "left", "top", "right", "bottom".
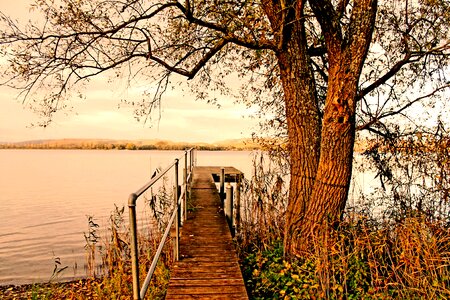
[
  {"left": 89, "top": 183, "right": 175, "bottom": 299},
  {"left": 237, "top": 152, "right": 288, "bottom": 251}
]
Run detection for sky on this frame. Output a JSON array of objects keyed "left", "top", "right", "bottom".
[{"left": 0, "top": 1, "right": 260, "bottom": 143}]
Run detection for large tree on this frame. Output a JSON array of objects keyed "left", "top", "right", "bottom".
[{"left": 1, "top": 0, "right": 449, "bottom": 255}]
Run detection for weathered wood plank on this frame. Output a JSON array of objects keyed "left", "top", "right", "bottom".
[
  {"left": 167, "top": 286, "right": 248, "bottom": 294},
  {"left": 169, "top": 278, "right": 244, "bottom": 285},
  {"left": 167, "top": 295, "right": 248, "bottom": 300},
  {"left": 169, "top": 284, "right": 247, "bottom": 292},
  {"left": 168, "top": 274, "right": 244, "bottom": 282},
  {"left": 165, "top": 167, "right": 248, "bottom": 300}
]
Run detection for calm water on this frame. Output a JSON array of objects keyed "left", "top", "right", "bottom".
[{"left": 0, "top": 149, "right": 255, "bottom": 285}]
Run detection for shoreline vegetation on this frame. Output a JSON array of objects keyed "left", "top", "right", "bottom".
[
  {"left": 0, "top": 138, "right": 261, "bottom": 151},
  {"left": 0, "top": 137, "right": 375, "bottom": 152},
  {"left": 2, "top": 218, "right": 449, "bottom": 299},
  {"left": 0, "top": 278, "right": 102, "bottom": 299}
]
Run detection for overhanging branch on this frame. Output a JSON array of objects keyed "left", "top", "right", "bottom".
[
  {"left": 174, "top": 0, "right": 276, "bottom": 51},
  {"left": 147, "top": 39, "right": 228, "bottom": 79}
]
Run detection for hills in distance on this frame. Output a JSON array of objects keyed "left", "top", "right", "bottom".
[{"left": 0, "top": 138, "right": 261, "bottom": 151}]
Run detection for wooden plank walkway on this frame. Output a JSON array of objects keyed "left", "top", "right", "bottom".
[{"left": 165, "top": 166, "right": 248, "bottom": 300}]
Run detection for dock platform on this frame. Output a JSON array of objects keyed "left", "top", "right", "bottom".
[{"left": 165, "top": 166, "right": 248, "bottom": 300}]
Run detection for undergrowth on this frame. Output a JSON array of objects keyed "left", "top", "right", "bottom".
[
  {"left": 239, "top": 216, "right": 450, "bottom": 299},
  {"left": 238, "top": 147, "right": 450, "bottom": 299}
]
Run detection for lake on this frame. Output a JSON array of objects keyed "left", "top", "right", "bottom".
[{"left": 0, "top": 149, "right": 256, "bottom": 285}]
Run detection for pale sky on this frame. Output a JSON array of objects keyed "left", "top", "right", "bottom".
[{"left": 0, "top": 1, "right": 260, "bottom": 143}]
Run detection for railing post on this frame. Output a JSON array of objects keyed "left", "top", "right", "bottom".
[
  {"left": 184, "top": 151, "right": 188, "bottom": 222},
  {"left": 225, "top": 182, "right": 234, "bottom": 233},
  {"left": 191, "top": 149, "right": 195, "bottom": 172},
  {"left": 188, "top": 149, "right": 193, "bottom": 204},
  {"left": 174, "top": 159, "right": 180, "bottom": 261},
  {"left": 128, "top": 193, "right": 140, "bottom": 300},
  {"left": 220, "top": 167, "right": 225, "bottom": 204},
  {"left": 235, "top": 174, "right": 242, "bottom": 236}
]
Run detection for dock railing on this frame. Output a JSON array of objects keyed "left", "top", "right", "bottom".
[{"left": 128, "top": 148, "right": 195, "bottom": 300}]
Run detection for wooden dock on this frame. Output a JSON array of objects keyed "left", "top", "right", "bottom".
[{"left": 165, "top": 166, "right": 248, "bottom": 300}]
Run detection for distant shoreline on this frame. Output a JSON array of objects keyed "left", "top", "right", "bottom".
[{"left": 0, "top": 138, "right": 260, "bottom": 151}]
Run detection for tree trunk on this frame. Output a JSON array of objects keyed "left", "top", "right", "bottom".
[
  {"left": 277, "top": 49, "right": 321, "bottom": 256},
  {"left": 263, "top": 0, "right": 377, "bottom": 256},
  {"left": 288, "top": 59, "right": 360, "bottom": 254},
  {"left": 262, "top": 0, "right": 321, "bottom": 256},
  {"left": 282, "top": 54, "right": 362, "bottom": 255}
]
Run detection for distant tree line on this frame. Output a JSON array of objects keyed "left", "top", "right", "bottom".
[{"left": 0, "top": 140, "right": 259, "bottom": 151}]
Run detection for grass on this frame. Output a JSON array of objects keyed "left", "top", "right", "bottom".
[{"left": 0, "top": 258, "right": 170, "bottom": 299}]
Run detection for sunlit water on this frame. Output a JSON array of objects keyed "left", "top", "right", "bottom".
[{"left": 0, "top": 149, "right": 256, "bottom": 285}]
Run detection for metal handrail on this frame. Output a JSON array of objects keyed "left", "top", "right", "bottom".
[
  {"left": 140, "top": 189, "right": 184, "bottom": 299},
  {"left": 128, "top": 148, "right": 195, "bottom": 300}
]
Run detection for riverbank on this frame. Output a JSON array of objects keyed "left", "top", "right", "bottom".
[{"left": 0, "top": 278, "right": 102, "bottom": 299}]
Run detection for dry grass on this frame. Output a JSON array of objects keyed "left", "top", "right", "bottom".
[{"left": 311, "top": 216, "right": 450, "bottom": 299}]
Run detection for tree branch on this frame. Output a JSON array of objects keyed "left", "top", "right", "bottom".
[
  {"left": 174, "top": 0, "right": 276, "bottom": 51},
  {"left": 357, "top": 83, "right": 450, "bottom": 131},
  {"left": 336, "top": 0, "right": 350, "bottom": 19},
  {"left": 358, "top": 42, "right": 450, "bottom": 100},
  {"left": 148, "top": 39, "right": 228, "bottom": 79}
]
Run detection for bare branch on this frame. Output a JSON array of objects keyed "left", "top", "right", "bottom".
[
  {"left": 357, "top": 83, "right": 450, "bottom": 132},
  {"left": 147, "top": 39, "right": 227, "bottom": 79},
  {"left": 358, "top": 41, "right": 450, "bottom": 100},
  {"left": 173, "top": 1, "right": 276, "bottom": 51}
]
